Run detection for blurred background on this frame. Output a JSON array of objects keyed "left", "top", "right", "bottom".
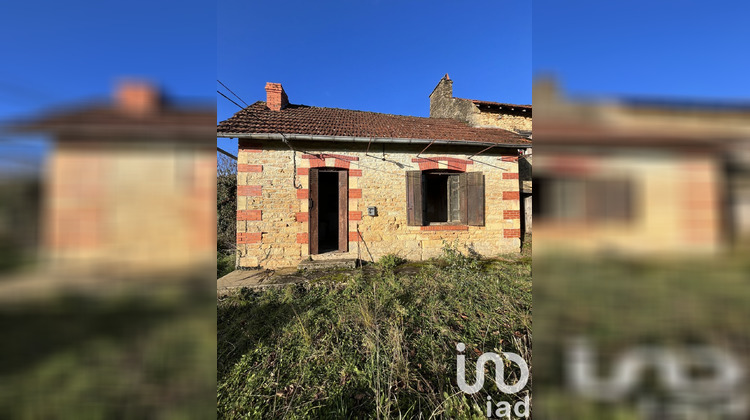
[
  {"left": 0, "top": 1, "right": 216, "bottom": 419},
  {"left": 3, "top": 0, "right": 750, "bottom": 418},
  {"left": 533, "top": 1, "right": 750, "bottom": 418}
]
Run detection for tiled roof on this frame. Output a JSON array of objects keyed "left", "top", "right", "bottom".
[
  {"left": 217, "top": 102, "right": 530, "bottom": 145},
  {"left": 10, "top": 102, "right": 215, "bottom": 137},
  {"left": 470, "top": 99, "right": 532, "bottom": 111}
]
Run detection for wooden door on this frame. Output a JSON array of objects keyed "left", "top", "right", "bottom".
[
  {"left": 338, "top": 170, "right": 348, "bottom": 252},
  {"left": 309, "top": 168, "right": 348, "bottom": 254},
  {"left": 309, "top": 168, "right": 319, "bottom": 255}
]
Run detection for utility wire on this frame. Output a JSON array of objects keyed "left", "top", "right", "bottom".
[
  {"left": 217, "top": 147, "right": 237, "bottom": 161},
  {"left": 217, "top": 90, "right": 243, "bottom": 110},
  {"left": 217, "top": 80, "right": 249, "bottom": 107}
]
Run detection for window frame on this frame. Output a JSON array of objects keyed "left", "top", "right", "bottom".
[
  {"left": 406, "top": 170, "right": 485, "bottom": 227},
  {"left": 536, "top": 175, "right": 635, "bottom": 223}
]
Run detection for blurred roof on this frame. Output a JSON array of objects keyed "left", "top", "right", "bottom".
[
  {"left": 534, "top": 79, "right": 750, "bottom": 148},
  {"left": 6, "top": 81, "right": 214, "bottom": 139}
]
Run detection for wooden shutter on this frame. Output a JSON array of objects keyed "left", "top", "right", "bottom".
[
  {"left": 459, "top": 173, "right": 468, "bottom": 224},
  {"left": 338, "top": 170, "right": 348, "bottom": 252},
  {"left": 448, "top": 175, "right": 461, "bottom": 222},
  {"left": 309, "top": 168, "right": 319, "bottom": 255},
  {"left": 406, "top": 171, "right": 424, "bottom": 226},
  {"left": 596, "top": 179, "right": 632, "bottom": 222},
  {"left": 465, "top": 172, "right": 485, "bottom": 226}
]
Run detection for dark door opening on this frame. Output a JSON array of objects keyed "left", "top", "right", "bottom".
[
  {"left": 318, "top": 171, "right": 340, "bottom": 253},
  {"left": 309, "top": 168, "right": 348, "bottom": 254}
]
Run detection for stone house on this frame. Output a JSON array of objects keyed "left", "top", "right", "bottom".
[
  {"left": 429, "top": 74, "right": 533, "bottom": 234},
  {"left": 217, "top": 82, "right": 532, "bottom": 269},
  {"left": 533, "top": 79, "right": 750, "bottom": 255},
  {"left": 12, "top": 81, "right": 216, "bottom": 276}
]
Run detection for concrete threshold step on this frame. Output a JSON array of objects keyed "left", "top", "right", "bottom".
[{"left": 298, "top": 258, "right": 358, "bottom": 270}]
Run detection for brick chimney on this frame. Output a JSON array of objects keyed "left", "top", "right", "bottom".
[
  {"left": 265, "top": 82, "right": 289, "bottom": 111},
  {"left": 115, "top": 80, "right": 160, "bottom": 115}
]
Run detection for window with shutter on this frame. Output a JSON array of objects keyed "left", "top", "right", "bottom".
[
  {"left": 406, "top": 170, "right": 484, "bottom": 226},
  {"left": 536, "top": 176, "right": 634, "bottom": 223}
]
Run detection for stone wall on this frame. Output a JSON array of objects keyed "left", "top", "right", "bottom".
[
  {"left": 43, "top": 142, "right": 216, "bottom": 275},
  {"left": 534, "top": 152, "right": 722, "bottom": 255},
  {"left": 475, "top": 111, "right": 532, "bottom": 133},
  {"left": 236, "top": 140, "right": 522, "bottom": 269},
  {"left": 429, "top": 75, "right": 532, "bottom": 133}
]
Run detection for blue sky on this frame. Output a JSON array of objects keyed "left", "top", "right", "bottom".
[
  {"left": 0, "top": 1, "right": 215, "bottom": 175},
  {"left": 217, "top": 0, "right": 532, "bottom": 154},
  {"left": 0, "top": 1, "right": 214, "bottom": 116},
  {"left": 533, "top": 0, "right": 750, "bottom": 102},
  {"left": 5, "top": 1, "right": 750, "bottom": 169}
]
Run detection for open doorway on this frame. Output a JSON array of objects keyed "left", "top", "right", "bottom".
[{"left": 309, "top": 168, "right": 348, "bottom": 254}]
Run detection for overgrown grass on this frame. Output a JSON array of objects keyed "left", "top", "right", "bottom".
[
  {"left": 377, "top": 254, "right": 407, "bottom": 270},
  {"left": 0, "top": 287, "right": 216, "bottom": 419},
  {"left": 533, "top": 253, "right": 750, "bottom": 419},
  {"left": 218, "top": 251, "right": 235, "bottom": 278},
  {"left": 217, "top": 244, "right": 532, "bottom": 419}
]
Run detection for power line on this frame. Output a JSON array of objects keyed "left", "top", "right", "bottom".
[
  {"left": 217, "top": 80, "right": 249, "bottom": 107},
  {"left": 217, "top": 90, "right": 243, "bottom": 110},
  {"left": 217, "top": 146, "right": 237, "bottom": 161}
]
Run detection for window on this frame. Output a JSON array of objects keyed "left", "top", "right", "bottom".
[
  {"left": 424, "top": 172, "right": 461, "bottom": 223},
  {"left": 536, "top": 176, "right": 634, "bottom": 223},
  {"left": 406, "top": 170, "right": 485, "bottom": 226}
]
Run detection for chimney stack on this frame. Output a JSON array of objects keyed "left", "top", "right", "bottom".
[
  {"left": 115, "top": 79, "right": 160, "bottom": 116},
  {"left": 265, "top": 82, "right": 289, "bottom": 111}
]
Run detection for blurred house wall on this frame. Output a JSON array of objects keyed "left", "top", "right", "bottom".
[
  {"left": 43, "top": 141, "right": 215, "bottom": 275},
  {"left": 534, "top": 79, "right": 750, "bottom": 255},
  {"left": 15, "top": 80, "right": 216, "bottom": 278}
]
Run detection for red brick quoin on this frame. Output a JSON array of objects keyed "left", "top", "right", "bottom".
[
  {"left": 238, "top": 164, "right": 262, "bottom": 173},
  {"left": 237, "top": 210, "right": 261, "bottom": 221},
  {"left": 503, "top": 191, "right": 520, "bottom": 200},
  {"left": 420, "top": 225, "right": 470, "bottom": 231},
  {"left": 302, "top": 154, "right": 359, "bottom": 169},
  {"left": 412, "top": 157, "right": 473, "bottom": 172},
  {"left": 503, "top": 210, "right": 521, "bottom": 220},
  {"left": 237, "top": 232, "right": 262, "bottom": 244},
  {"left": 298, "top": 167, "right": 362, "bottom": 176},
  {"left": 504, "top": 229, "right": 521, "bottom": 238},
  {"left": 237, "top": 185, "right": 261, "bottom": 196}
]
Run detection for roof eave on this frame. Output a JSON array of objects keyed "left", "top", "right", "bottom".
[{"left": 216, "top": 132, "right": 531, "bottom": 148}]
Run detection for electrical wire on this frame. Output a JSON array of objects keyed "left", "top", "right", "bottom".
[
  {"left": 217, "top": 80, "right": 249, "bottom": 107},
  {"left": 217, "top": 90, "right": 243, "bottom": 110}
]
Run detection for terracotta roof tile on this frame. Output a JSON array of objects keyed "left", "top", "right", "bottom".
[{"left": 217, "top": 102, "right": 530, "bottom": 146}]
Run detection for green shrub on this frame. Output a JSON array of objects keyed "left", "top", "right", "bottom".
[
  {"left": 440, "top": 240, "right": 481, "bottom": 271},
  {"left": 217, "top": 251, "right": 235, "bottom": 278},
  {"left": 377, "top": 254, "right": 406, "bottom": 270}
]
